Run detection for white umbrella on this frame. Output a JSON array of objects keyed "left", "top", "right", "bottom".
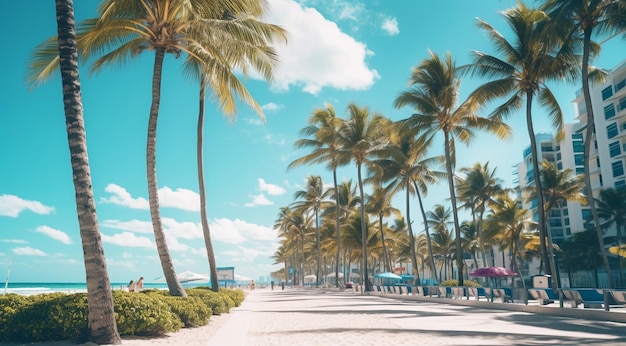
[
  {"left": 176, "top": 271, "right": 209, "bottom": 284},
  {"left": 325, "top": 272, "right": 344, "bottom": 279}
]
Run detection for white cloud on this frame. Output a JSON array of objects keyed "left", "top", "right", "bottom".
[
  {"left": 1, "top": 239, "right": 27, "bottom": 244},
  {"left": 101, "top": 184, "right": 199, "bottom": 212},
  {"left": 257, "top": 178, "right": 286, "bottom": 195},
  {"left": 100, "top": 184, "right": 149, "bottom": 209},
  {"left": 263, "top": 134, "right": 286, "bottom": 145},
  {"left": 266, "top": 0, "right": 379, "bottom": 94},
  {"left": 261, "top": 102, "right": 285, "bottom": 111},
  {"left": 381, "top": 17, "right": 399, "bottom": 35},
  {"left": 158, "top": 186, "right": 200, "bottom": 212},
  {"left": 35, "top": 225, "right": 72, "bottom": 245},
  {"left": 162, "top": 218, "right": 202, "bottom": 240},
  {"left": 244, "top": 194, "right": 273, "bottom": 207},
  {"left": 101, "top": 232, "right": 154, "bottom": 248},
  {"left": 13, "top": 246, "right": 47, "bottom": 256},
  {"left": 210, "top": 218, "right": 277, "bottom": 244},
  {"left": 101, "top": 219, "right": 154, "bottom": 234},
  {"left": 337, "top": 2, "right": 363, "bottom": 21},
  {"left": 0, "top": 194, "right": 54, "bottom": 217}
]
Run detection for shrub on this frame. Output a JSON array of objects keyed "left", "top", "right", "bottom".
[
  {"left": 220, "top": 288, "right": 245, "bottom": 307},
  {"left": 440, "top": 279, "right": 481, "bottom": 287},
  {"left": 187, "top": 288, "right": 233, "bottom": 315},
  {"left": 0, "top": 294, "right": 32, "bottom": 340},
  {"left": 3, "top": 293, "right": 88, "bottom": 342},
  {"left": 112, "top": 290, "right": 182, "bottom": 336},
  {"left": 141, "top": 290, "right": 212, "bottom": 327}
]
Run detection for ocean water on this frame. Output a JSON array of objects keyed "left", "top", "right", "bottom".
[{"left": 2, "top": 282, "right": 210, "bottom": 295}]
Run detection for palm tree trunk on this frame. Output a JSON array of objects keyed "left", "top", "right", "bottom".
[
  {"left": 581, "top": 27, "right": 615, "bottom": 288},
  {"left": 357, "top": 163, "right": 373, "bottom": 291},
  {"left": 378, "top": 215, "right": 391, "bottom": 272},
  {"left": 55, "top": 1, "right": 120, "bottom": 343},
  {"left": 197, "top": 78, "right": 219, "bottom": 292},
  {"left": 333, "top": 170, "right": 341, "bottom": 288},
  {"left": 147, "top": 47, "right": 186, "bottom": 297},
  {"left": 315, "top": 208, "right": 321, "bottom": 288},
  {"left": 443, "top": 132, "right": 464, "bottom": 286},
  {"left": 405, "top": 188, "right": 421, "bottom": 284},
  {"left": 414, "top": 182, "right": 438, "bottom": 283},
  {"left": 477, "top": 207, "right": 488, "bottom": 265},
  {"left": 525, "top": 92, "right": 553, "bottom": 288}
]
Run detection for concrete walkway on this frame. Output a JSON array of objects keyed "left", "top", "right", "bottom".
[{"left": 208, "top": 287, "right": 626, "bottom": 346}]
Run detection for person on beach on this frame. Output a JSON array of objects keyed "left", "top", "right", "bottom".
[
  {"left": 271, "top": 280, "right": 275, "bottom": 290},
  {"left": 128, "top": 280, "right": 135, "bottom": 292},
  {"left": 136, "top": 276, "right": 144, "bottom": 291}
]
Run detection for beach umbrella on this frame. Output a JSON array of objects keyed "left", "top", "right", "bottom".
[
  {"left": 374, "top": 272, "right": 402, "bottom": 280},
  {"left": 470, "top": 266, "right": 519, "bottom": 277},
  {"left": 609, "top": 245, "right": 626, "bottom": 258},
  {"left": 176, "top": 271, "right": 210, "bottom": 284},
  {"left": 325, "top": 272, "right": 344, "bottom": 279}
]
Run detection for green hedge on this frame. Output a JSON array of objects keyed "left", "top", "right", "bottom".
[
  {"left": 439, "top": 279, "right": 481, "bottom": 287},
  {"left": 0, "top": 288, "right": 246, "bottom": 342}
]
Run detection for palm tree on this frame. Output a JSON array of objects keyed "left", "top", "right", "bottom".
[
  {"left": 543, "top": 0, "right": 626, "bottom": 289},
  {"left": 365, "top": 184, "right": 401, "bottom": 272},
  {"left": 293, "top": 175, "right": 328, "bottom": 287},
  {"left": 460, "top": 220, "right": 480, "bottom": 272},
  {"left": 428, "top": 204, "right": 455, "bottom": 281},
  {"left": 189, "top": 2, "right": 286, "bottom": 292},
  {"left": 528, "top": 160, "right": 586, "bottom": 286},
  {"left": 337, "top": 103, "right": 387, "bottom": 291},
  {"left": 394, "top": 51, "right": 510, "bottom": 286},
  {"left": 49, "top": 1, "right": 120, "bottom": 343},
  {"left": 457, "top": 162, "right": 505, "bottom": 265},
  {"left": 487, "top": 194, "right": 535, "bottom": 283},
  {"left": 465, "top": 3, "right": 579, "bottom": 290},
  {"left": 289, "top": 104, "right": 348, "bottom": 287},
  {"left": 596, "top": 187, "right": 626, "bottom": 286},
  {"left": 371, "top": 122, "right": 443, "bottom": 283}
]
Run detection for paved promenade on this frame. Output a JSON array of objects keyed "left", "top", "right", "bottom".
[{"left": 208, "top": 287, "right": 626, "bottom": 345}]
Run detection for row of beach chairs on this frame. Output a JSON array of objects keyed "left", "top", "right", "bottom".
[{"left": 351, "top": 284, "right": 626, "bottom": 311}]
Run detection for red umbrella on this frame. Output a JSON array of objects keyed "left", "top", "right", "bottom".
[{"left": 470, "top": 266, "right": 519, "bottom": 277}]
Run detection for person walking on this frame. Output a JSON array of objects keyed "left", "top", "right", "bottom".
[{"left": 136, "top": 277, "right": 144, "bottom": 291}]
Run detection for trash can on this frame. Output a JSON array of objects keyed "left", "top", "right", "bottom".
[{"left": 532, "top": 275, "right": 550, "bottom": 288}]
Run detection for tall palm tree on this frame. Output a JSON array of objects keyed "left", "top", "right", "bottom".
[
  {"left": 457, "top": 162, "right": 504, "bottom": 265},
  {"left": 395, "top": 51, "right": 510, "bottom": 286},
  {"left": 289, "top": 104, "right": 348, "bottom": 287},
  {"left": 337, "top": 103, "right": 387, "bottom": 291},
  {"left": 465, "top": 3, "right": 579, "bottom": 290},
  {"left": 528, "top": 160, "right": 586, "bottom": 285},
  {"left": 365, "top": 184, "right": 401, "bottom": 272},
  {"left": 487, "top": 194, "right": 535, "bottom": 284},
  {"left": 371, "top": 122, "right": 443, "bottom": 283},
  {"left": 50, "top": 1, "right": 120, "bottom": 343},
  {"left": 189, "top": 2, "right": 286, "bottom": 292},
  {"left": 428, "top": 204, "right": 456, "bottom": 281},
  {"left": 596, "top": 187, "right": 626, "bottom": 286},
  {"left": 543, "top": 0, "right": 626, "bottom": 289},
  {"left": 293, "top": 175, "right": 328, "bottom": 287}
]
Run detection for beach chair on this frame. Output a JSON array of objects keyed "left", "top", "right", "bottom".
[
  {"left": 417, "top": 286, "right": 425, "bottom": 296},
  {"left": 467, "top": 287, "right": 482, "bottom": 301},
  {"left": 609, "top": 290, "right": 626, "bottom": 306},
  {"left": 492, "top": 288, "right": 510, "bottom": 303},
  {"left": 452, "top": 287, "right": 465, "bottom": 299},
  {"left": 483, "top": 288, "right": 494, "bottom": 302},
  {"left": 399, "top": 286, "right": 408, "bottom": 295},
  {"left": 438, "top": 286, "right": 448, "bottom": 298},
  {"left": 528, "top": 288, "right": 555, "bottom": 305},
  {"left": 561, "top": 289, "right": 583, "bottom": 308}
]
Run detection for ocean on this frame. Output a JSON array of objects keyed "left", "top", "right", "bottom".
[{"left": 2, "top": 282, "right": 211, "bottom": 295}]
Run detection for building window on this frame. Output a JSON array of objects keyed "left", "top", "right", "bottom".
[
  {"left": 565, "top": 218, "right": 570, "bottom": 226},
  {"left": 573, "top": 141, "right": 584, "bottom": 153},
  {"left": 610, "top": 141, "right": 621, "bottom": 157},
  {"left": 612, "top": 160, "right": 624, "bottom": 177},
  {"left": 602, "top": 86, "right": 613, "bottom": 100},
  {"left": 605, "top": 103, "right": 616, "bottom": 119},
  {"left": 558, "top": 162, "right": 563, "bottom": 170},
  {"left": 581, "top": 209, "right": 591, "bottom": 222},
  {"left": 576, "top": 167, "right": 585, "bottom": 174},
  {"left": 619, "top": 96, "right": 626, "bottom": 112},
  {"left": 616, "top": 180, "right": 626, "bottom": 188},
  {"left": 575, "top": 154, "right": 584, "bottom": 166},
  {"left": 572, "top": 133, "right": 583, "bottom": 140},
  {"left": 608, "top": 122, "right": 618, "bottom": 138},
  {"left": 566, "top": 228, "right": 571, "bottom": 236},
  {"left": 617, "top": 79, "right": 626, "bottom": 92}
]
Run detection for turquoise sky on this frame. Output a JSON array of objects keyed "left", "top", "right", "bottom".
[{"left": 1, "top": 0, "right": 624, "bottom": 283}]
